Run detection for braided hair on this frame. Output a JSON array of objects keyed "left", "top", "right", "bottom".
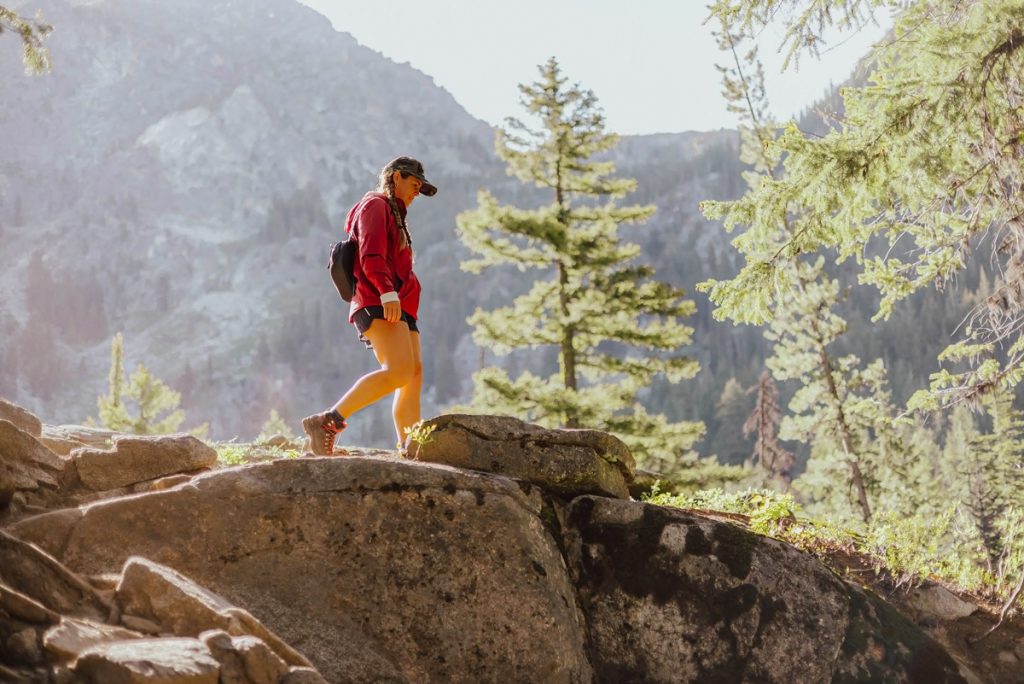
[{"left": 377, "top": 167, "right": 414, "bottom": 251}]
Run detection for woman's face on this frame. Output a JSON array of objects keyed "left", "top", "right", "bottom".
[{"left": 392, "top": 171, "right": 423, "bottom": 206}]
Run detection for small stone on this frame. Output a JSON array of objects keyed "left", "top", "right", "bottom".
[
  {"left": 202, "top": 631, "right": 287, "bottom": 684},
  {"left": 0, "top": 398, "right": 42, "bottom": 437},
  {"left": 38, "top": 435, "right": 87, "bottom": 456},
  {"left": 121, "top": 613, "right": 164, "bottom": 634},
  {"left": 86, "top": 573, "right": 121, "bottom": 592},
  {"left": 201, "top": 629, "right": 245, "bottom": 683},
  {"left": 140, "top": 474, "right": 193, "bottom": 492},
  {"left": 0, "top": 420, "right": 63, "bottom": 491},
  {"left": 280, "top": 667, "right": 330, "bottom": 684},
  {"left": 263, "top": 434, "right": 292, "bottom": 448},
  {"left": 0, "top": 460, "right": 14, "bottom": 509},
  {"left": 0, "top": 582, "right": 59, "bottom": 625},
  {"left": 998, "top": 650, "right": 1019, "bottom": 664},
  {"left": 907, "top": 583, "right": 977, "bottom": 621},
  {"left": 5, "top": 628, "right": 42, "bottom": 666},
  {"left": 51, "top": 665, "right": 75, "bottom": 684}
]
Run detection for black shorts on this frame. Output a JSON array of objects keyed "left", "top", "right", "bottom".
[{"left": 353, "top": 306, "right": 419, "bottom": 349}]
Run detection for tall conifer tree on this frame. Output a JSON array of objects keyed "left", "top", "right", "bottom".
[
  {"left": 704, "top": 0, "right": 1024, "bottom": 408},
  {"left": 713, "top": 378, "right": 756, "bottom": 465},
  {"left": 965, "top": 390, "right": 1024, "bottom": 572},
  {"left": 97, "top": 333, "right": 130, "bottom": 430},
  {"left": 94, "top": 333, "right": 187, "bottom": 435},
  {"left": 708, "top": 23, "right": 901, "bottom": 523},
  {"left": 456, "top": 58, "right": 705, "bottom": 472},
  {"left": 742, "top": 370, "right": 794, "bottom": 484}
]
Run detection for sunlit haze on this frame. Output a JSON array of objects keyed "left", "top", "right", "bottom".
[{"left": 298, "top": 0, "right": 891, "bottom": 134}]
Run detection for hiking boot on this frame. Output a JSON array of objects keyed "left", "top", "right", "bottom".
[{"left": 302, "top": 411, "right": 346, "bottom": 456}]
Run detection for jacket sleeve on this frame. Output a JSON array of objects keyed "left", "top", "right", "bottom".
[{"left": 357, "top": 198, "right": 396, "bottom": 297}]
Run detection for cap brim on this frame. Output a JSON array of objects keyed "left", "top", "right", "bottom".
[{"left": 419, "top": 181, "right": 437, "bottom": 197}]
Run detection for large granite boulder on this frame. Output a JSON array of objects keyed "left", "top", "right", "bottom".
[
  {"left": 9, "top": 457, "right": 594, "bottom": 684},
  {"left": 564, "top": 496, "right": 972, "bottom": 683},
  {"left": 405, "top": 414, "right": 635, "bottom": 499},
  {"left": 69, "top": 434, "right": 217, "bottom": 491},
  {"left": 0, "top": 399, "right": 42, "bottom": 438}
]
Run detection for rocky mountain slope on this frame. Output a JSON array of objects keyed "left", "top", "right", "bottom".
[{"left": 3, "top": 396, "right": 1009, "bottom": 682}]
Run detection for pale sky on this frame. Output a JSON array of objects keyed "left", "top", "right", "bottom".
[{"left": 297, "top": 1, "right": 891, "bottom": 135}]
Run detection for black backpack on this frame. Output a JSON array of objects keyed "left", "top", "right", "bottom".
[{"left": 328, "top": 236, "right": 357, "bottom": 302}]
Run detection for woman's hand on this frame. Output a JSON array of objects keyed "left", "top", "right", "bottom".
[{"left": 383, "top": 300, "right": 402, "bottom": 323}]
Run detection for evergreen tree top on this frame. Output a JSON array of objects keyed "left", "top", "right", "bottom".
[
  {"left": 0, "top": 5, "right": 52, "bottom": 74},
  {"left": 499, "top": 57, "right": 636, "bottom": 199},
  {"left": 703, "top": 0, "right": 1024, "bottom": 409}
]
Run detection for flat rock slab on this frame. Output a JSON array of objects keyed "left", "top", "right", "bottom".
[
  {"left": 42, "top": 424, "right": 123, "bottom": 449},
  {"left": 43, "top": 617, "right": 144, "bottom": 661},
  {"left": 0, "top": 580, "right": 60, "bottom": 625},
  {"left": 0, "top": 531, "right": 110, "bottom": 622},
  {"left": 73, "top": 637, "right": 220, "bottom": 684},
  {"left": 38, "top": 435, "right": 89, "bottom": 457},
  {"left": 565, "top": 496, "right": 970, "bottom": 684},
  {"left": 0, "top": 399, "right": 42, "bottom": 437},
  {"left": 72, "top": 434, "right": 217, "bottom": 491},
  {"left": 406, "top": 414, "right": 635, "bottom": 499},
  {"left": 10, "top": 457, "right": 593, "bottom": 684},
  {"left": 0, "top": 419, "right": 63, "bottom": 490}
]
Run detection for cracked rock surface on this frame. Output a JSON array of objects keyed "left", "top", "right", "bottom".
[
  {"left": 11, "top": 457, "right": 593, "bottom": 684},
  {"left": 565, "top": 496, "right": 970, "bottom": 683},
  {"left": 8, "top": 453, "right": 977, "bottom": 683}
]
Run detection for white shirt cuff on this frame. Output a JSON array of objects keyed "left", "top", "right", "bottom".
[{"left": 380, "top": 291, "right": 400, "bottom": 304}]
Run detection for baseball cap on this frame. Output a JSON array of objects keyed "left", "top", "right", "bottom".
[{"left": 385, "top": 156, "right": 437, "bottom": 197}]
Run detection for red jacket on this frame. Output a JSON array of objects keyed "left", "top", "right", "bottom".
[{"left": 345, "top": 192, "right": 421, "bottom": 321}]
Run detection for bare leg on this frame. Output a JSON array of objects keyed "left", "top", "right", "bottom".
[
  {"left": 392, "top": 331, "right": 422, "bottom": 443},
  {"left": 333, "top": 320, "right": 414, "bottom": 419}
]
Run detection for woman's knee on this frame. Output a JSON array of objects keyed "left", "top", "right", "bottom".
[
  {"left": 382, "top": 357, "right": 421, "bottom": 391},
  {"left": 382, "top": 358, "right": 416, "bottom": 388},
  {"left": 406, "top": 363, "right": 423, "bottom": 389}
]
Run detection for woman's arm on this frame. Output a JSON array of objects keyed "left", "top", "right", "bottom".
[
  {"left": 357, "top": 198, "right": 397, "bottom": 299},
  {"left": 358, "top": 198, "right": 402, "bottom": 322}
]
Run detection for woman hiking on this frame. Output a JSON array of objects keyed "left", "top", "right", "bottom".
[{"left": 302, "top": 156, "right": 437, "bottom": 455}]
